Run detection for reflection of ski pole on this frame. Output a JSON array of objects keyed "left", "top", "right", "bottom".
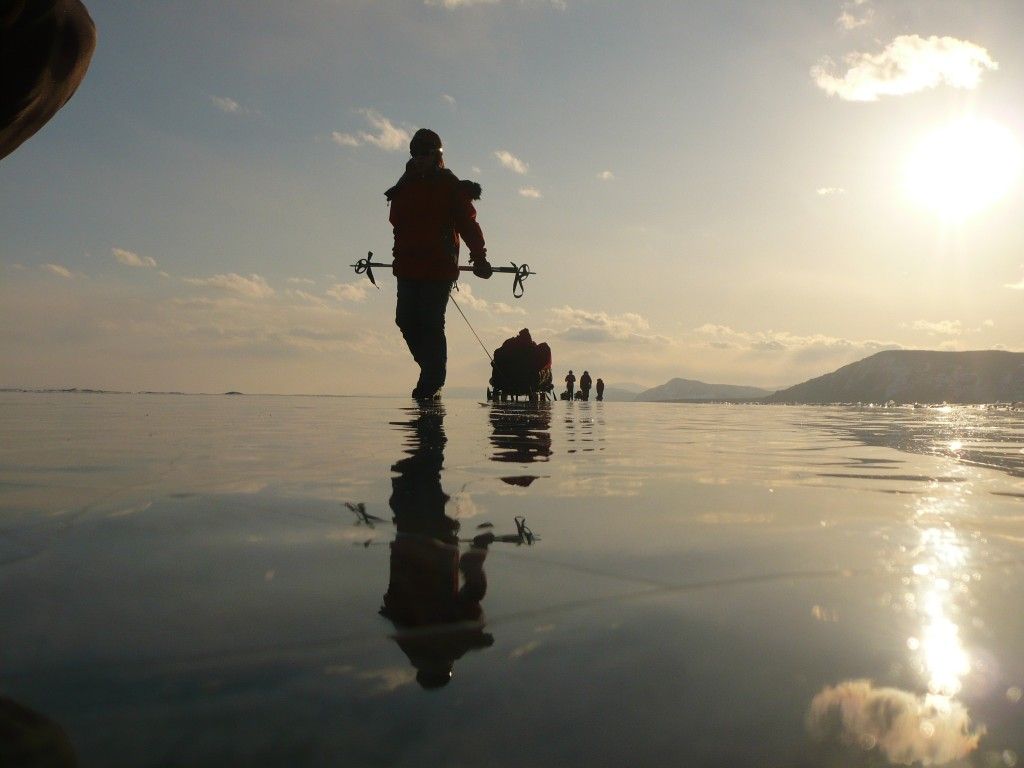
[{"left": 352, "top": 251, "right": 536, "bottom": 298}]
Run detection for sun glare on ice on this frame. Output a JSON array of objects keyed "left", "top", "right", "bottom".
[{"left": 904, "top": 118, "right": 1023, "bottom": 219}]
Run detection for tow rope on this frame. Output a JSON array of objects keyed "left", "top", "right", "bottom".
[{"left": 352, "top": 252, "right": 535, "bottom": 298}]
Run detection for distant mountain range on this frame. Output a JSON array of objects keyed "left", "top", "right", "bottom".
[
  {"left": 766, "top": 350, "right": 1024, "bottom": 404},
  {"left": 634, "top": 378, "right": 772, "bottom": 402}
]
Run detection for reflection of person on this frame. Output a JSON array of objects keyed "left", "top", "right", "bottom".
[
  {"left": 385, "top": 129, "right": 493, "bottom": 399},
  {"left": 564, "top": 370, "right": 575, "bottom": 399},
  {"left": 595, "top": 377, "right": 605, "bottom": 401},
  {"left": 381, "top": 403, "right": 494, "bottom": 688},
  {"left": 489, "top": 402, "right": 553, "bottom": 463},
  {"left": 1, "top": 0, "right": 96, "bottom": 161},
  {"left": 579, "top": 371, "right": 592, "bottom": 401}
]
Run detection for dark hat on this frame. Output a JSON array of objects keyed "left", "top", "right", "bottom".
[{"left": 410, "top": 128, "right": 443, "bottom": 156}]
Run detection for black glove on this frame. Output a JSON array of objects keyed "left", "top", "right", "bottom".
[{"left": 470, "top": 253, "right": 493, "bottom": 279}]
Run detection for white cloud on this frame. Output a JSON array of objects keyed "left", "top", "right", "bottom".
[
  {"left": 209, "top": 95, "right": 244, "bottom": 114},
  {"left": 326, "top": 281, "right": 369, "bottom": 302},
  {"left": 43, "top": 264, "right": 73, "bottom": 279},
  {"left": 550, "top": 306, "right": 666, "bottom": 344},
  {"left": 441, "top": 93, "right": 457, "bottom": 106},
  {"left": 816, "top": 186, "right": 845, "bottom": 196},
  {"left": 495, "top": 150, "right": 528, "bottom": 174},
  {"left": 982, "top": 319, "right": 995, "bottom": 328},
  {"left": 812, "top": 35, "right": 998, "bottom": 101},
  {"left": 425, "top": 0, "right": 499, "bottom": 7},
  {"left": 112, "top": 247, "right": 157, "bottom": 268},
  {"left": 518, "top": 187, "right": 542, "bottom": 199},
  {"left": 909, "top": 319, "right": 962, "bottom": 335},
  {"left": 1005, "top": 270, "right": 1024, "bottom": 290},
  {"left": 331, "top": 131, "right": 360, "bottom": 147},
  {"left": 287, "top": 277, "right": 316, "bottom": 285},
  {"left": 597, "top": 170, "right": 615, "bottom": 181},
  {"left": 837, "top": 0, "right": 873, "bottom": 30},
  {"left": 332, "top": 109, "right": 411, "bottom": 152},
  {"left": 451, "top": 283, "right": 526, "bottom": 316},
  {"left": 693, "top": 323, "right": 898, "bottom": 361},
  {"left": 807, "top": 680, "right": 983, "bottom": 765},
  {"left": 184, "top": 273, "right": 275, "bottom": 299}
]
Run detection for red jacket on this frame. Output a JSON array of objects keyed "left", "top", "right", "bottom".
[{"left": 387, "top": 163, "right": 486, "bottom": 281}]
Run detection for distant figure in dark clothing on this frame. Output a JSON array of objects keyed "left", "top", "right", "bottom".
[
  {"left": 579, "top": 370, "right": 592, "bottom": 401},
  {"left": 1, "top": 0, "right": 96, "bottom": 161},
  {"left": 595, "top": 378, "right": 605, "bottom": 401},
  {"left": 381, "top": 404, "right": 493, "bottom": 688},
  {"left": 564, "top": 370, "right": 576, "bottom": 399},
  {"left": 386, "top": 129, "right": 493, "bottom": 399}
]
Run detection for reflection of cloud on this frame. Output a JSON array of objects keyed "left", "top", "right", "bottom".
[
  {"left": 509, "top": 640, "right": 540, "bottom": 659},
  {"left": 812, "top": 35, "right": 997, "bottom": 101},
  {"left": 807, "top": 680, "right": 984, "bottom": 765},
  {"left": 185, "top": 273, "right": 275, "bottom": 299},
  {"left": 323, "top": 665, "right": 416, "bottom": 694},
  {"left": 495, "top": 150, "right": 528, "bottom": 174}
]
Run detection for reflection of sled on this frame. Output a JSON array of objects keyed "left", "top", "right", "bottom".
[{"left": 487, "top": 329, "right": 554, "bottom": 402}]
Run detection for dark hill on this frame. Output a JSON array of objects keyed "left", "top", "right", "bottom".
[{"left": 765, "top": 350, "right": 1024, "bottom": 404}]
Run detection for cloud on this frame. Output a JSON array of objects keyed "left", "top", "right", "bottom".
[
  {"left": 112, "top": 247, "right": 157, "bottom": 268},
  {"left": 184, "top": 273, "right": 275, "bottom": 299},
  {"left": 807, "top": 680, "right": 983, "bottom": 765},
  {"left": 441, "top": 93, "right": 457, "bottom": 106},
  {"left": 451, "top": 283, "right": 525, "bottom": 315},
  {"left": 326, "top": 281, "right": 369, "bottom": 302},
  {"left": 597, "top": 170, "right": 615, "bottom": 181},
  {"left": 693, "top": 323, "right": 899, "bottom": 361},
  {"left": 332, "top": 109, "right": 411, "bottom": 152},
  {"left": 837, "top": 0, "right": 873, "bottom": 30},
  {"left": 518, "top": 186, "right": 542, "bottom": 199},
  {"left": 331, "top": 131, "right": 360, "bottom": 147},
  {"left": 1005, "top": 270, "right": 1024, "bottom": 290},
  {"left": 816, "top": 187, "right": 846, "bottom": 196},
  {"left": 287, "top": 277, "right": 316, "bottom": 285},
  {"left": 495, "top": 150, "right": 528, "bottom": 174},
  {"left": 550, "top": 306, "right": 667, "bottom": 344},
  {"left": 425, "top": 0, "right": 499, "bottom": 7},
  {"left": 812, "top": 35, "right": 998, "bottom": 101},
  {"left": 209, "top": 95, "right": 244, "bottom": 114},
  {"left": 43, "top": 264, "right": 73, "bottom": 279},
  {"left": 909, "top": 319, "right": 962, "bottom": 336}
]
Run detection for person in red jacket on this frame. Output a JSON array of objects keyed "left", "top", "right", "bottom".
[{"left": 386, "top": 129, "right": 493, "bottom": 399}]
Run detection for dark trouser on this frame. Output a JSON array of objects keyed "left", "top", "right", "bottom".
[{"left": 396, "top": 278, "right": 453, "bottom": 393}]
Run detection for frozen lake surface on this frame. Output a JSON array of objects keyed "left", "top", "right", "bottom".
[{"left": 2, "top": 392, "right": 1024, "bottom": 767}]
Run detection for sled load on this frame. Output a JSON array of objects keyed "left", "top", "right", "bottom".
[{"left": 487, "top": 329, "right": 553, "bottom": 402}]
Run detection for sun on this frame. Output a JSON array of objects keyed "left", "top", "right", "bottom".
[{"left": 904, "top": 118, "right": 1023, "bottom": 219}]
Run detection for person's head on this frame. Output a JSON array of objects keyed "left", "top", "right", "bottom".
[
  {"left": 409, "top": 128, "right": 443, "bottom": 171},
  {"left": 583, "top": 371, "right": 589, "bottom": 375},
  {"left": 518, "top": 328, "right": 532, "bottom": 340}
]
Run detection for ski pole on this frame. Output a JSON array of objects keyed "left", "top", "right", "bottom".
[{"left": 352, "top": 252, "right": 536, "bottom": 298}]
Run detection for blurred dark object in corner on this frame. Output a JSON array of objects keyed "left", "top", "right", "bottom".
[{"left": 1, "top": 0, "right": 96, "bottom": 161}]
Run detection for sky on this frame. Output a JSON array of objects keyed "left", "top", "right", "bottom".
[{"left": 2, "top": 0, "right": 1023, "bottom": 395}]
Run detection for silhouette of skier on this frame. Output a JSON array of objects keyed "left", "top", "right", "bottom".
[{"left": 385, "top": 129, "right": 493, "bottom": 399}]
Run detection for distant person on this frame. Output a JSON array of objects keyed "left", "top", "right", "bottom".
[
  {"left": 1, "top": 0, "right": 96, "bottom": 160},
  {"left": 565, "top": 370, "right": 576, "bottom": 399},
  {"left": 579, "top": 370, "right": 592, "bottom": 400},
  {"left": 386, "top": 128, "right": 493, "bottom": 399},
  {"left": 595, "top": 377, "right": 605, "bottom": 401}
]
